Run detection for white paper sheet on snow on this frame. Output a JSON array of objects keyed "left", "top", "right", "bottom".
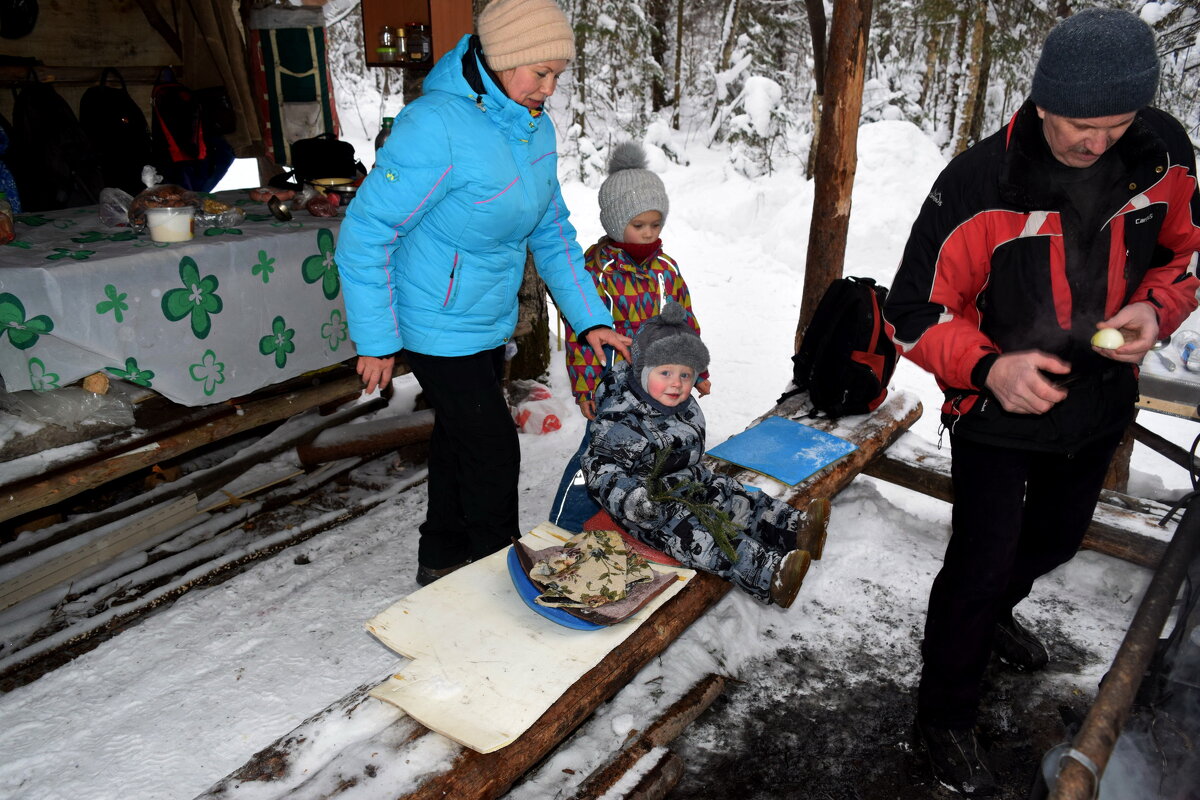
[{"left": 365, "top": 521, "right": 693, "bottom": 753}]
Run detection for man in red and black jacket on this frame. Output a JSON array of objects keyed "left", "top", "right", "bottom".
[{"left": 884, "top": 8, "right": 1200, "bottom": 795}]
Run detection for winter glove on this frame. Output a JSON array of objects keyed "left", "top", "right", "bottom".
[{"left": 623, "top": 486, "right": 656, "bottom": 521}]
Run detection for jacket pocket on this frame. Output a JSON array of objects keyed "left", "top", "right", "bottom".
[{"left": 442, "top": 253, "right": 461, "bottom": 308}]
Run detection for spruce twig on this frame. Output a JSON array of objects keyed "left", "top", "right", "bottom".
[{"left": 645, "top": 447, "right": 743, "bottom": 562}]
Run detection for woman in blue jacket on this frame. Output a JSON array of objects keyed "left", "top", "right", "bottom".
[{"left": 336, "top": 0, "right": 630, "bottom": 586}]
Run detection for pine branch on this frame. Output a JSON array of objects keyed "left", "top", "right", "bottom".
[{"left": 646, "top": 447, "right": 743, "bottom": 562}]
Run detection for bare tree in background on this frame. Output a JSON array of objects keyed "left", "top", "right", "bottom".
[{"left": 804, "top": 0, "right": 827, "bottom": 180}]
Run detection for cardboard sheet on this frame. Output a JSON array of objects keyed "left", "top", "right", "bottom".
[
  {"left": 365, "top": 522, "right": 692, "bottom": 753},
  {"left": 707, "top": 415, "right": 857, "bottom": 485}
]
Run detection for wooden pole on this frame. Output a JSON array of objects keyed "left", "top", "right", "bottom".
[
  {"left": 794, "top": 0, "right": 873, "bottom": 351},
  {"left": 1050, "top": 493, "right": 1200, "bottom": 800}
]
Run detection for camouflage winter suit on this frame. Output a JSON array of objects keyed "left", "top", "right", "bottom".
[{"left": 581, "top": 360, "right": 801, "bottom": 603}]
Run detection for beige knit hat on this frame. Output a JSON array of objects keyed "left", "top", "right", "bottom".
[{"left": 477, "top": 0, "right": 576, "bottom": 72}]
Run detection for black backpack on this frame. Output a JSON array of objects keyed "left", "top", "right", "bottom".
[
  {"left": 779, "top": 276, "right": 898, "bottom": 418},
  {"left": 8, "top": 76, "right": 104, "bottom": 211},
  {"left": 80, "top": 68, "right": 153, "bottom": 196}
]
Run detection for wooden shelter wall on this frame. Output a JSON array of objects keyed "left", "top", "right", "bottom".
[{"left": 0, "top": 0, "right": 178, "bottom": 126}]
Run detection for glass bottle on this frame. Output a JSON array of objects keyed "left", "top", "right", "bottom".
[
  {"left": 406, "top": 23, "right": 430, "bottom": 63},
  {"left": 377, "top": 25, "right": 398, "bottom": 62},
  {"left": 375, "top": 117, "right": 394, "bottom": 152}
]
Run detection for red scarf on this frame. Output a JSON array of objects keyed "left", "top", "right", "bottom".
[{"left": 614, "top": 238, "right": 662, "bottom": 265}]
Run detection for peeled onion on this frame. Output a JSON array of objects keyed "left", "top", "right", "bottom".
[{"left": 1091, "top": 328, "right": 1125, "bottom": 349}]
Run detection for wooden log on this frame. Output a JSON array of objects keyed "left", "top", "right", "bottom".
[
  {"left": 296, "top": 409, "right": 435, "bottom": 467},
  {"left": 624, "top": 750, "right": 684, "bottom": 800},
  {"left": 1130, "top": 420, "right": 1200, "bottom": 474},
  {"left": 199, "top": 390, "right": 922, "bottom": 800},
  {"left": 570, "top": 674, "right": 725, "bottom": 800},
  {"left": 0, "top": 375, "right": 380, "bottom": 530},
  {"left": 863, "top": 446, "right": 1174, "bottom": 569}
]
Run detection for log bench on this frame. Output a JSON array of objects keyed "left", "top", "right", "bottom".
[{"left": 195, "top": 389, "right": 923, "bottom": 800}]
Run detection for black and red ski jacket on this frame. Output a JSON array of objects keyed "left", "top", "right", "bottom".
[{"left": 884, "top": 100, "right": 1200, "bottom": 453}]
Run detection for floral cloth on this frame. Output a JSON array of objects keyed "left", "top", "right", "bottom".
[{"left": 529, "top": 529, "right": 654, "bottom": 608}]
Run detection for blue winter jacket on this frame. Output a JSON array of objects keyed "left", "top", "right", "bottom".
[{"left": 335, "top": 35, "right": 614, "bottom": 358}]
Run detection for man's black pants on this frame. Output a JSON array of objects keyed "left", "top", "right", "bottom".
[
  {"left": 403, "top": 346, "right": 520, "bottom": 570},
  {"left": 916, "top": 431, "right": 1122, "bottom": 728}
]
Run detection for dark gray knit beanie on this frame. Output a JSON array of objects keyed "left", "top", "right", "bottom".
[
  {"left": 1030, "top": 8, "right": 1159, "bottom": 118},
  {"left": 631, "top": 301, "right": 708, "bottom": 384},
  {"left": 598, "top": 142, "right": 669, "bottom": 241}
]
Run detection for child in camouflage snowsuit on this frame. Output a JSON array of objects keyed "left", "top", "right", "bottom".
[{"left": 581, "top": 301, "right": 811, "bottom": 607}]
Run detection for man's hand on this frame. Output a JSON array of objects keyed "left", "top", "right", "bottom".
[
  {"left": 1093, "top": 301, "right": 1159, "bottom": 364},
  {"left": 696, "top": 379, "right": 712, "bottom": 397},
  {"left": 357, "top": 355, "right": 395, "bottom": 395},
  {"left": 577, "top": 397, "right": 597, "bottom": 420},
  {"left": 584, "top": 327, "right": 632, "bottom": 364},
  {"left": 985, "top": 350, "right": 1070, "bottom": 414}
]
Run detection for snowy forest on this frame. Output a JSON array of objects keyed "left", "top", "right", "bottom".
[{"left": 318, "top": 0, "right": 1200, "bottom": 181}]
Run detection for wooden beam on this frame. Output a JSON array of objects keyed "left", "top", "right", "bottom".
[{"left": 863, "top": 447, "right": 1174, "bottom": 569}]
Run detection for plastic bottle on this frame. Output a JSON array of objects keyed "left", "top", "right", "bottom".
[
  {"left": 375, "top": 117, "right": 394, "bottom": 151},
  {"left": 0, "top": 191, "right": 14, "bottom": 245},
  {"left": 1175, "top": 330, "right": 1200, "bottom": 372}
]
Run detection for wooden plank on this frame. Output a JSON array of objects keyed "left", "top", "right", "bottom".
[
  {"left": 197, "top": 390, "right": 922, "bottom": 800},
  {"left": 0, "top": 495, "right": 198, "bottom": 612},
  {"left": 863, "top": 441, "right": 1175, "bottom": 569},
  {"left": 0, "top": 374, "right": 372, "bottom": 527}
]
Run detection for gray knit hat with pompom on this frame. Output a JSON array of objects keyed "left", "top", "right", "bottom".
[
  {"left": 598, "top": 142, "right": 669, "bottom": 241},
  {"left": 631, "top": 301, "right": 708, "bottom": 388},
  {"left": 1030, "top": 8, "right": 1159, "bottom": 118}
]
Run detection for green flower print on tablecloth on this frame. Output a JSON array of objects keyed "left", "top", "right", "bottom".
[
  {"left": 251, "top": 250, "right": 275, "bottom": 284},
  {"left": 189, "top": 349, "right": 226, "bottom": 397},
  {"left": 322, "top": 309, "right": 348, "bottom": 352},
  {"left": 0, "top": 292, "right": 54, "bottom": 350},
  {"left": 259, "top": 316, "right": 295, "bottom": 369},
  {"left": 301, "top": 228, "right": 340, "bottom": 300},
  {"left": 162, "top": 256, "right": 223, "bottom": 339},
  {"left": 28, "top": 357, "right": 59, "bottom": 391},
  {"left": 96, "top": 284, "right": 129, "bottom": 323},
  {"left": 72, "top": 230, "right": 139, "bottom": 244},
  {"left": 106, "top": 357, "right": 155, "bottom": 387},
  {"left": 47, "top": 247, "right": 96, "bottom": 261}
]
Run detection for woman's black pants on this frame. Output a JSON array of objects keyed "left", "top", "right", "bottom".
[
  {"left": 402, "top": 346, "right": 519, "bottom": 569},
  {"left": 916, "top": 431, "right": 1122, "bottom": 729}
]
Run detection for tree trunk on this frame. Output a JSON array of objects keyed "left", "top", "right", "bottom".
[
  {"left": 509, "top": 252, "right": 551, "bottom": 382},
  {"left": 572, "top": 0, "right": 590, "bottom": 136},
  {"left": 953, "top": 1, "right": 986, "bottom": 155},
  {"left": 917, "top": 23, "right": 939, "bottom": 111},
  {"left": 804, "top": 0, "right": 828, "bottom": 181},
  {"left": 944, "top": 5, "right": 970, "bottom": 145},
  {"left": 647, "top": 0, "right": 670, "bottom": 112},
  {"left": 794, "top": 0, "right": 874, "bottom": 350},
  {"left": 967, "top": 15, "right": 992, "bottom": 148},
  {"left": 671, "top": 0, "right": 683, "bottom": 129}
]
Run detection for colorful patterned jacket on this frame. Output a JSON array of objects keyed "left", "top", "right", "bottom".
[
  {"left": 563, "top": 237, "right": 705, "bottom": 405},
  {"left": 884, "top": 101, "right": 1200, "bottom": 453}
]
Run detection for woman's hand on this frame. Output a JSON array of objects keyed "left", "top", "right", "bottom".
[
  {"left": 357, "top": 355, "right": 395, "bottom": 395},
  {"left": 584, "top": 327, "right": 632, "bottom": 364}
]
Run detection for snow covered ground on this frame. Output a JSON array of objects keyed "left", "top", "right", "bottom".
[{"left": 0, "top": 122, "right": 1194, "bottom": 799}]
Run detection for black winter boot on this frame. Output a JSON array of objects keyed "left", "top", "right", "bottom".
[
  {"left": 994, "top": 614, "right": 1049, "bottom": 672},
  {"left": 416, "top": 560, "right": 470, "bottom": 586},
  {"left": 916, "top": 721, "right": 998, "bottom": 796}
]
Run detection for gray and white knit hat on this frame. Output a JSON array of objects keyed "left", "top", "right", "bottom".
[
  {"left": 631, "top": 301, "right": 708, "bottom": 387},
  {"left": 598, "top": 142, "right": 669, "bottom": 241},
  {"left": 1030, "top": 8, "right": 1159, "bottom": 118}
]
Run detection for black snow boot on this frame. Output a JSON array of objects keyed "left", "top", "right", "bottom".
[
  {"left": 416, "top": 560, "right": 470, "bottom": 586},
  {"left": 916, "top": 722, "right": 998, "bottom": 796},
  {"left": 994, "top": 614, "right": 1049, "bottom": 672}
]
